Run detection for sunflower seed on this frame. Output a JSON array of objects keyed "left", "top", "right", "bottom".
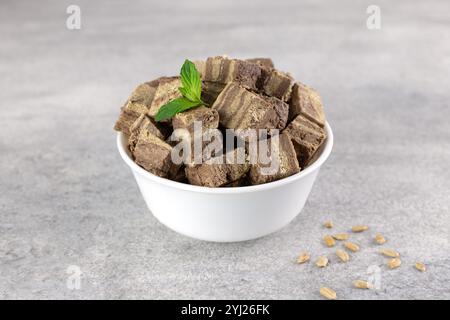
[
  {"left": 316, "top": 256, "right": 329, "bottom": 268},
  {"left": 351, "top": 225, "right": 369, "bottom": 233},
  {"left": 332, "top": 233, "right": 350, "bottom": 241},
  {"left": 387, "top": 258, "right": 402, "bottom": 269},
  {"left": 323, "top": 235, "right": 336, "bottom": 247},
  {"left": 374, "top": 233, "right": 386, "bottom": 245},
  {"left": 297, "top": 252, "right": 310, "bottom": 264},
  {"left": 380, "top": 248, "right": 400, "bottom": 258},
  {"left": 353, "top": 280, "right": 373, "bottom": 289},
  {"left": 324, "top": 221, "right": 333, "bottom": 229},
  {"left": 320, "top": 287, "right": 337, "bottom": 300},
  {"left": 336, "top": 249, "right": 350, "bottom": 262},
  {"left": 344, "top": 242, "right": 360, "bottom": 252},
  {"left": 415, "top": 262, "right": 426, "bottom": 272}
]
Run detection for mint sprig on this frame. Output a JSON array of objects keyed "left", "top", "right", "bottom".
[
  {"left": 154, "top": 98, "right": 200, "bottom": 122},
  {"left": 179, "top": 59, "right": 202, "bottom": 102},
  {"left": 155, "top": 59, "right": 205, "bottom": 122}
]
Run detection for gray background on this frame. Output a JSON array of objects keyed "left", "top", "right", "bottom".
[{"left": 1, "top": 0, "right": 449, "bottom": 300}]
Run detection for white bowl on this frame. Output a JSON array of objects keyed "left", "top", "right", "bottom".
[{"left": 117, "top": 122, "right": 333, "bottom": 242}]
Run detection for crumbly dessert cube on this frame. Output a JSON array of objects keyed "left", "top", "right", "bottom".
[
  {"left": 185, "top": 148, "right": 250, "bottom": 187},
  {"left": 261, "top": 69, "right": 294, "bottom": 101},
  {"left": 172, "top": 106, "right": 219, "bottom": 132},
  {"left": 173, "top": 166, "right": 187, "bottom": 183},
  {"left": 193, "top": 60, "right": 206, "bottom": 76},
  {"left": 114, "top": 101, "right": 148, "bottom": 135},
  {"left": 133, "top": 130, "right": 180, "bottom": 178},
  {"left": 201, "top": 56, "right": 262, "bottom": 90},
  {"left": 263, "top": 96, "right": 289, "bottom": 130},
  {"left": 129, "top": 81, "right": 158, "bottom": 105},
  {"left": 246, "top": 57, "right": 274, "bottom": 69},
  {"left": 201, "top": 81, "right": 226, "bottom": 105},
  {"left": 289, "top": 82, "right": 326, "bottom": 127},
  {"left": 114, "top": 81, "right": 158, "bottom": 134},
  {"left": 283, "top": 114, "right": 327, "bottom": 167},
  {"left": 249, "top": 133, "right": 300, "bottom": 185},
  {"left": 128, "top": 114, "right": 170, "bottom": 152},
  {"left": 212, "top": 82, "right": 288, "bottom": 130},
  {"left": 170, "top": 106, "right": 221, "bottom": 166},
  {"left": 147, "top": 77, "right": 182, "bottom": 118},
  {"left": 223, "top": 175, "right": 250, "bottom": 187}
]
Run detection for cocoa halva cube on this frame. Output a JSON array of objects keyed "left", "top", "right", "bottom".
[
  {"left": 260, "top": 69, "right": 294, "bottom": 102},
  {"left": 147, "top": 76, "right": 182, "bottom": 118},
  {"left": 224, "top": 175, "right": 250, "bottom": 187},
  {"left": 133, "top": 129, "right": 180, "bottom": 179},
  {"left": 212, "top": 82, "right": 289, "bottom": 130},
  {"left": 246, "top": 57, "right": 274, "bottom": 69},
  {"left": 193, "top": 60, "right": 205, "bottom": 76},
  {"left": 185, "top": 148, "right": 250, "bottom": 187},
  {"left": 283, "top": 114, "right": 327, "bottom": 167},
  {"left": 128, "top": 114, "right": 170, "bottom": 153},
  {"left": 249, "top": 133, "right": 300, "bottom": 185},
  {"left": 201, "top": 81, "right": 226, "bottom": 105},
  {"left": 289, "top": 82, "right": 326, "bottom": 127},
  {"left": 172, "top": 166, "right": 187, "bottom": 183},
  {"left": 201, "top": 56, "right": 262, "bottom": 90},
  {"left": 195, "top": 57, "right": 270, "bottom": 104},
  {"left": 172, "top": 106, "right": 219, "bottom": 132},
  {"left": 114, "top": 81, "right": 158, "bottom": 134},
  {"left": 264, "top": 96, "right": 290, "bottom": 130},
  {"left": 129, "top": 78, "right": 160, "bottom": 104},
  {"left": 114, "top": 101, "right": 148, "bottom": 135},
  {"left": 171, "top": 106, "right": 220, "bottom": 166}
]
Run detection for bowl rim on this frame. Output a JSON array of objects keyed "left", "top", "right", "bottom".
[{"left": 117, "top": 121, "right": 333, "bottom": 194}]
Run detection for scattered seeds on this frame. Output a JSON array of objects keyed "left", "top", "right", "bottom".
[
  {"left": 387, "top": 258, "right": 402, "bottom": 269},
  {"left": 351, "top": 225, "right": 369, "bottom": 233},
  {"left": 380, "top": 248, "right": 400, "bottom": 258},
  {"left": 336, "top": 249, "right": 350, "bottom": 262},
  {"left": 344, "top": 242, "right": 360, "bottom": 252},
  {"left": 297, "top": 252, "right": 310, "bottom": 264},
  {"left": 320, "top": 287, "right": 337, "bottom": 300},
  {"left": 353, "top": 280, "right": 373, "bottom": 289},
  {"left": 323, "top": 235, "right": 336, "bottom": 247},
  {"left": 415, "top": 262, "right": 426, "bottom": 272},
  {"left": 324, "top": 221, "right": 333, "bottom": 228},
  {"left": 374, "top": 233, "right": 386, "bottom": 245},
  {"left": 332, "top": 233, "right": 350, "bottom": 241},
  {"left": 316, "top": 256, "right": 329, "bottom": 268},
  {"left": 292, "top": 220, "right": 410, "bottom": 298}
]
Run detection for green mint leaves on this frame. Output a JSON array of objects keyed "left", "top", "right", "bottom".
[
  {"left": 154, "top": 98, "right": 200, "bottom": 122},
  {"left": 179, "top": 59, "right": 202, "bottom": 102},
  {"left": 155, "top": 59, "right": 205, "bottom": 122}
]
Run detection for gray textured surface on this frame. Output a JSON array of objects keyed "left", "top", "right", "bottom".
[{"left": 1, "top": 0, "right": 450, "bottom": 300}]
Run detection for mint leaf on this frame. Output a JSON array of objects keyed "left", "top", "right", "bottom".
[
  {"left": 155, "top": 97, "right": 201, "bottom": 122},
  {"left": 154, "top": 59, "right": 206, "bottom": 122},
  {"left": 179, "top": 59, "right": 202, "bottom": 102},
  {"left": 178, "top": 86, "right": 192, "bottom": 100}
]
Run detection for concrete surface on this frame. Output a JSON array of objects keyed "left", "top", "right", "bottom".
[{"left": 1, "top": 0, "right": 450, "bottom": 300}]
